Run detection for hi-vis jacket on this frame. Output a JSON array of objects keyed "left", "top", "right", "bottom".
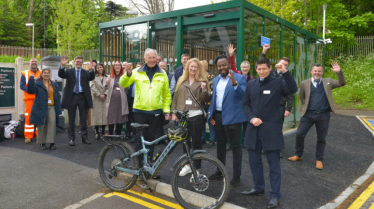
[{"left": 20, "top": 69, "right": 41, "bottom": 100}]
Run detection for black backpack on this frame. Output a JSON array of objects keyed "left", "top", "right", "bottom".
[{"left": 16, "top": 117, "right": 25, "bottom": 138}]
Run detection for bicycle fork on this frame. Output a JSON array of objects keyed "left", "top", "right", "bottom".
[{"left": 183, "top": 141, "right": 203, "bottom": 186}]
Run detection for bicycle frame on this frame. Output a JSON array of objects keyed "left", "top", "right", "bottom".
[{"left": 113, "top": 134, "right": 180, "bottom": 176}]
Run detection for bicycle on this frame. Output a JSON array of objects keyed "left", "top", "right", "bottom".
[{"left": 98, "top": 110, "right": 230, "bottom": 209}]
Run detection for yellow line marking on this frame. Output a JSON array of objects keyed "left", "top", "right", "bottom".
[
  {"left": 128, "top": 190, "right": 183, "bottom": 209},
  {"left": 362, "top": 118, "right": 374, "bottom": 131},
  {"left": 104, "top": 192, "right": 164, "bottom": 209},
  {"left": 348, "top": 181, "right": 374, "bottom": 209},
  {"left": 369, "top": 201, "right": 374, "bottom": 209}
]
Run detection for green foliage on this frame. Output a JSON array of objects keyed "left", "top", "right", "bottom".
[
  {"left": 324, "top": 53, "right": 374, "bottom": 110},
  {"left": 0, "top": 54, "right": 40, "bottom": 63}
]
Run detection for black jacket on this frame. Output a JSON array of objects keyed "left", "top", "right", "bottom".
[
  {"left": 58, "top": 67, "right": 95, "bottom": 109},
  {"left": 270, "top": 69, "right": 295, "bottom": 111}
]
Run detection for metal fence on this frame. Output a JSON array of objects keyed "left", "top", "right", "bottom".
[
  {"left": 0, "top": 46, "right": 99, "bottom": 61},
  {"left": 326, "top": 36, "right": 374, "bottom": 58}
]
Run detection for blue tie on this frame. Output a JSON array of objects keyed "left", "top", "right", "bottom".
[
  {"left": 75, "top": 70, "right": 80, "bottom": 94},
  {"left": 315, "top": 81, "right": 319, "bottom": 88}
]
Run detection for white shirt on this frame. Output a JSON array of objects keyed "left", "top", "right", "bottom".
[
  {"left": 215, "top": 73, "right": 240, "bottom": 111},
  {"left": 311, "top": 77, "right": 322, "bottom": 88}
]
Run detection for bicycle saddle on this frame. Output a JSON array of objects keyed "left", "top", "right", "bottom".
[{"left": 131, "top": 123, "right": 149, "bottom": 129}]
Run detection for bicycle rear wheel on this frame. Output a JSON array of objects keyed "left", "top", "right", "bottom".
[
  {"left": 171, "top": 153, "right": 230, "bottom": 209},
  {"left": 98, "top": 141, "right": 139, "bottom": 192}
]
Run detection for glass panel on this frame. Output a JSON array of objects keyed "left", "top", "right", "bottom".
[
  {"left": 316, "top": 42, "right": 323, "bottom": 65},
  {"left": 282, "top": 26, "right": 295, "bottom": 126},
  {"left": 294, "top": 33, "right": 306, "bottom": 122},
  {"left": 244, "top": 10, "right": 263, "bottom": 77},
  {"left": 183, "top": 25, "right": 237, "bottom": 75},
  {"left": 307, "top": 37, "right": 316, "bottom": 77},
  {"left": 182, "top": 7, "right": 240, "bottom": 18},
  {"left": 101, "top": 26, "right": 122, "bottom": 74},
  {"left": 124, "top": 23, "right": 148, "bottom": 66},
  {"left": 265, "top": 18, "right": 280, "bottom": 66},
  {"left": 151, "top": 27, "right": 177, "bottom": 73}
]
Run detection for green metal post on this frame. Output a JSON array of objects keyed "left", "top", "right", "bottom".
[
  {"left": 147, "top": 21, "right": 152, "bottom": 49},
  {"left": 305, "top": 35, "right": 308, "bottom": 80},
  {"left": 293, "top": 30, "right": 297, "bottom": 128},
  {"left": 237, "top": 5, "right": 245, "bottom": 72},
  {"left": 322, "top": 44, "right": 325, "bottom": 71},
  {"left": 176, "top": 16, "right": 183, "bottom": 67},
  {"left": 263, "top": 16, "right": 266, "bottom": 36},
  {"left": 121, "top": 25, "right": 124, "bottom": 62},
  {"left": 99, "top": 29, "right": 102, "bottom": 63},
  {"left": 280, "top": 24, "right": 283, "bottom": 58}
]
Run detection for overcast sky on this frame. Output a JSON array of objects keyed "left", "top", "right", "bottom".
[{"left": 107, "top": 0, "right": 213, "bottom": 13}]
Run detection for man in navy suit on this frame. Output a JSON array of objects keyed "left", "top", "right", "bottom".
[
  {"left": 207, "top": 55, "right": 247, "bottom": 190},
  {"left": 169, "top": 53, "right": 189, "bottom": 95},
  {"left": 241, "top": 57, "right": 297, "bottom": 208}
]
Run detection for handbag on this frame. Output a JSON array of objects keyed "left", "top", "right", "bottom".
[{"left": 184, "top": 84, "right": 207, "bottom": 120}]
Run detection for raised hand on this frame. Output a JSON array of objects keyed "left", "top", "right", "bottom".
[
  {"left": 201, "top": 82, "right": 206, "bottom": 91},
  {"left": 262, "top": 44, "right": 270, "bottom": 54},
  {"left": 105, "top": 78, "right": 110, "bottom": 86},
  {"left": 227, "top": 44, "right": 236, "bottom": 56},
  {"left": 126, "top": 63, "right": 132, "bottom": 75},
  {"left": 61, "top": 56, "right": 69, "bottom": 67},
  {"left": 275, "top": 63, "right": 287, "bottom": 73},
  {"left": 228, "top": 70, "right": 237, "bottom": 86},
  {"left": 88, "top": 60, "right": 93, "bottom": 70},
  {"left": 331, "top": 62, "right": 341, "bottom": 72},
  {"left": 252, "top": 118, "right": 263, "bottom": 127}
]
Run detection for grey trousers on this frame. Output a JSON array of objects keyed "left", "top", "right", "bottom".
[{"left": 37, "top": 105, "right": 56, "bottom": 144}]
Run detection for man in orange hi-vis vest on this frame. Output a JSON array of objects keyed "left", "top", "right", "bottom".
[{"left": 20, "top": 58, "right": 41, "bottom": 143}]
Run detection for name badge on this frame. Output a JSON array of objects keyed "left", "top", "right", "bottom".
[
  {"left": 48, "top": 99, "right": 52, "bottom": 104},
  {"left": 116, "top": 87, "right": 120, "bottom": 91},
  {"left": 263, "top": 90, "right": 270, "bottom": 94},
  {"left": 186, "top": 98, "right": 192, "bottom": 105}
]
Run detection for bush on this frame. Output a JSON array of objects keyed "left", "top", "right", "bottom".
[
  {"left": 0, "top": 54, "right": 41, "bottom": 63},
  {"left": 324, "top": 53, "right": 374, "bottom": 110}
]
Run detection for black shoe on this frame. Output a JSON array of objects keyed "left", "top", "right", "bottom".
[
  {"left": 226, "top": 143, "right": 231, "bottom": 151},
  {"left": 208, "top": 171, "right": 223, "bottom": 181},
  {"left": 202, "top": 140, "right": 206, "bottom": 145},
  {"left": 280, "top": 150, "right": 283, "bottom": 158},
  {"left": 82, "top": 138, "right": 91, "bottom": 144},
  {"left": 241, "top": 189, "right": 264, "bottom": 196},
  {"left": 69, "top": 139, "right": 75, "bottom": 146},
  {"left": 267, "top": 198, "right": 279, "bottom": 208},
  {"left": 262, "top": 150, "right": 266, "bottom": 155},
  {"left": 79, "top": 131, "right": 81, "bottom": 134},
  {"left": 49, "top": 143, "right": 57, "bottom": 150},
  {"left": 206, "top": 141, "right": 215, "bottom": 148},
  {"left": 40, "top": 144, "right": 47, "bottom": 150},
  {"left": 153, "top": 173, "right": 161, "bottom": 179},
  {"left": 131, "top": 137, "right": 136, "bottom": 143},
  {"left": 230, "top": 176, "right": 241, "bottom": 190}
]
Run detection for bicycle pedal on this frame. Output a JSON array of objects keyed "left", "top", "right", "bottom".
[{"left": 140, "top": 184, "right": 150, "bottom": 189}]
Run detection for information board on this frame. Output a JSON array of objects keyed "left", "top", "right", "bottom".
[
  {"left": 0, "top": 67, "right": 15, "bottom": 107},
  {"left": 261, "top": 36, "right": 271, "bottom": 46}
]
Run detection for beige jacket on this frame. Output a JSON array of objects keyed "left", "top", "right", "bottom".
[
  {"left": 105, "top": 76, "right": 129, "bottom": 116},
  {"left": 171, "top": 80, "right": 211, "bottom": 112},
  {"left": 300, "top": 71, "right": 346, "bottom": 116},
  {"left": 90, "top": 75, "right": 108, "bottom": 126}
]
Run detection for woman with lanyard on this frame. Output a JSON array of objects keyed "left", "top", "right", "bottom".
[
  {"left": 104, "top": 61, "right": 129, "bottom": 135},
  {"left": 90, "top": 63, "right": 108, "bottom": 140},
  {"left": 171, "top": 58, "right": 211, "bottom": 178},
  {"left": 27, "top": 68, "right": 62, "bottom": 150}
]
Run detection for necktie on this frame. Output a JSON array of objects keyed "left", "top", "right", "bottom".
[
  {"left": 75, "top": 70, "right": 80, "bottom": 94},
  {"left": 315, "top": 81, "right": 319, "bottom": 88}
]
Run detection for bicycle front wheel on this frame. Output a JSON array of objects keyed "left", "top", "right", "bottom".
[
  {"left": 171, "top": 153, "right": 230, "bottom": 209},
  {"left": 98, "top": 141, "right": 139, "bottom": 192}
]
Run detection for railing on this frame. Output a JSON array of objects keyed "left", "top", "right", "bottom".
[{"left": 326, "top": 36, "right": 374, "bottom": 58}]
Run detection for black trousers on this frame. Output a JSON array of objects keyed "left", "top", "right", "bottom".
[
  {"left": 134, "top": 112, "right": 161, "bottom": 165},
  {"left": 125, "top": 98, "right": 135, "bottom": 135},
  {"left": 95, "top": 125, "right": 106, "bottom": 134},
  {"left": 295, "top": 111, "right": 330, "bottom": 161},
  {"left": 213, "top": 112, "right": 242, "bottom": 177},
  {"left": 68, "top": 93, "right": 88, "bottom": 140},
  {"left": 182, "top": 115, "right": 204, "bottom": 169},
  {"left": 108, "top": 123, "right": 122, "bottom": 135}
]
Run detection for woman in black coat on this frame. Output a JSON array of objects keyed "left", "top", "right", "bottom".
[{"left": 27, "top": 68, "right": 62, "bottom": 150}]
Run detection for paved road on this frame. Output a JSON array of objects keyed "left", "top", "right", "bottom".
[{"left": 1, "top": 113, "right": 374, "bottom": 208}]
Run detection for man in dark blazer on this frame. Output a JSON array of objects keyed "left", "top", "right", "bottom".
[
  {"left": 288, "top": 62, "right": 345, "bottom": 170},
  {"left": 207, "top": 55, "right": 247, "bottom": 190},
  {"left": 241, "top": 57, "right": 297, "bottom": 208},
  {"left": 58, "top": 56, "right": 95, "bottom": 146},
  {"left": 169, "top": 53, "right": 189, "bottom": 95}
]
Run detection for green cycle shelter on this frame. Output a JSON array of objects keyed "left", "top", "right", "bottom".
[{"left": 99, "top": 0, "right": 324, "bottom": 127}]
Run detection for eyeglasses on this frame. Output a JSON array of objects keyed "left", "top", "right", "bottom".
[
  {"left": 75, "top": 61, "right": 83, "bottom": 64},
  {"left": 115, "top": 64, "right": 122, "bottom": 66}
]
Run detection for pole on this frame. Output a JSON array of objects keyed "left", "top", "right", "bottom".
[
  {"left": 323, "top": 4, "right": 327, "bottom": 40},
  {"left": 44, "top": 0, "right": 46, "bottom": 57},
  {"left": 32, "top": 24, "right": 35, "bottom": 58}
]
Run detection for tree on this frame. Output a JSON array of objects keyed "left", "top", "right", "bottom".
[
  {"left": 128, "top": 0, "right": 175, "bottom": 15},
  {"left": 51, "top": 0, "right": 104, "bottom": 57}
]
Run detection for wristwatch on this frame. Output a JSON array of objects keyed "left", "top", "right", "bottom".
[{"left": 233, "top": 80, "right": 238, "bottom": 86}]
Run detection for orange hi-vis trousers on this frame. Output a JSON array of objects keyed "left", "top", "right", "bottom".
[{"left": 24, "top": 100, "right": 37, "bottom": 138}]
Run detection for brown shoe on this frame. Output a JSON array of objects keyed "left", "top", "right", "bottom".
[
  {"left": 316, "top": 161, "right": 323, "bottom": 170},
  {"left": 288, "top": 155, "right": 302, "bottom": 161},
  {"left": 25, "top": 138, "right": 32, "bottom": 143}
]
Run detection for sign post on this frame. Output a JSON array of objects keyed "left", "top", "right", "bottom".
[{"left": 0, "top": 67, "right": 15, "bottom": 108}]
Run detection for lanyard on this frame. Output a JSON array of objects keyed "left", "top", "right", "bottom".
[{"left": 46, "top": 81, "right": 50, "bottom": 99}]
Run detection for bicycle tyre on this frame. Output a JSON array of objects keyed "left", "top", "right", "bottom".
[
  {"left": 171, "top": 153, "right": 230, "bottom": 209},
  {"left": 98, "top": 141, "right": 139, "bottom": 192}
]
